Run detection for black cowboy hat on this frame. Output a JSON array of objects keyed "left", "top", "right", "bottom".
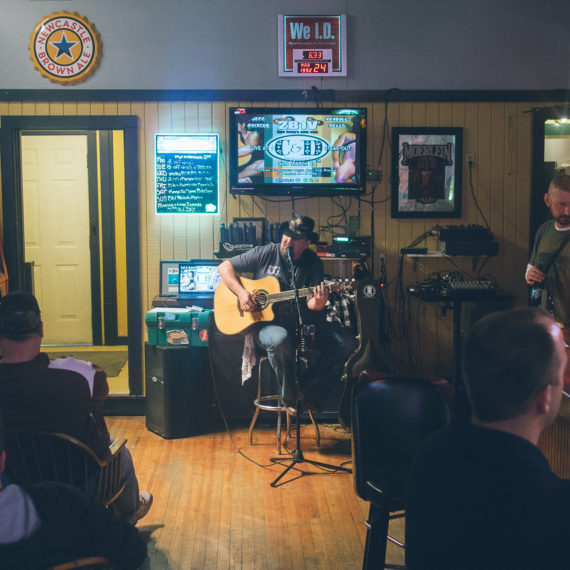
[{"left": 280, "top": 215, "right": 319, "bottom": 243}]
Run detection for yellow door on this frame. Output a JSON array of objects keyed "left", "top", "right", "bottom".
[{"left": 21, "top": 135, "right": 93, "bottom": 345}]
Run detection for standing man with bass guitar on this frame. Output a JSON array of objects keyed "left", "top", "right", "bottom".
[
  {"left": 217, "top": 215, "right": 357, "bottom": 412},
  {"left": 526, "top": 171, "right": 570, "bottom": 375}
]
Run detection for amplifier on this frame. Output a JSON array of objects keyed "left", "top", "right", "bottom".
[
  {"left": 444, "top": 241, "right": 498, "bottom": 256},
  {"left": 439, "top": 224, "right": 492, "bottom": 242},
  {"left": 145, "top": 344, "right": 218, "bottom": 439},
  {"left": 316, "top": 236, "right": 370, "bottom": 258},
  {"left": 316, "top": 243, "right": 339, "bottom": 257}
]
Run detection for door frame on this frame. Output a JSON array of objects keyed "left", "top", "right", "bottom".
[
  {"left": 22, "top": 130, "right": 103, "bottom": 345},
  {"left": 531, "top": 105, "right": 570, "bottom": 250},
  {"left": 0, "top": 116, "right": 142, "bottom": 397}
]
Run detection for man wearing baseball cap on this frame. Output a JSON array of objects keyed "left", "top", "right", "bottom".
[
  {"left": 218, "top": 215, "right": 357, "bottom": 412},
  {"left": 0, "top": 291, "right": 152, "bottom": 526}
]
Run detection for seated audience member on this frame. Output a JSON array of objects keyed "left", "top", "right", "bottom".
[
  {"left": 0, "top": 418, "right": 148, "bottom": 569},
  {"left": 0, "top": 292, "right": 152, "bottom": 525},
  {"left": 405, "top": 308, "right": 570, "bottom": 570}
]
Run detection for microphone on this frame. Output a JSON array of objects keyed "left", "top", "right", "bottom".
[{"left": 286, "top": 245, "right": 294, "bottom": 262}]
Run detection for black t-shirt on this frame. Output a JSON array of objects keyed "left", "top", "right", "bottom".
[
  {"left": 0, "top": 353, "right": 111, "bottom": 461},
  {"left": 405, "top": 421, "right": 570, "bottom": 570}
]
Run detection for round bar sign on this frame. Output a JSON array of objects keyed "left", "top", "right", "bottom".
[{"left": 29, "top": 11, "right": 102, "bottom": 85}]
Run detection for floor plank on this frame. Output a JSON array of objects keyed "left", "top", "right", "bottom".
[{"left": 107, "top": 416, "right": 405, "bottom": 569}]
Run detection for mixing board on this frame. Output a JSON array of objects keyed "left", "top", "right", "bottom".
[
  {"left": 446, "top": 279, "right": 496, "bottom": 299},
  {"left": 408, "top": 278, "right": 497, "bottom": 302}
]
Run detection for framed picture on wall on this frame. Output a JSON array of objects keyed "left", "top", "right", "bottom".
[{"left": 391, "top": 127, "right": 463, "bottom": 218}]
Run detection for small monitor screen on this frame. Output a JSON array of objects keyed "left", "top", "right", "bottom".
[
  {"left": 178, "top": 261, "right": 221, "bottom": 296},
  {"left": 159, "top": 260, "right": 185, "bottom": 296}
]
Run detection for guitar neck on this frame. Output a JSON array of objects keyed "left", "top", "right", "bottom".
[{"left": 266, "top": 287, "right": 314, "bottom": 304}]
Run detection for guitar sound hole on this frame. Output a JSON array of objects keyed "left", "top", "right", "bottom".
[{"left": 253, "top": 291, "right": 268, "bottom": 310}]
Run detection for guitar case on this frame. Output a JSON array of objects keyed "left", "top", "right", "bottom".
[{"left": 338, "top": 277, "right": 393, "bottom": 428}]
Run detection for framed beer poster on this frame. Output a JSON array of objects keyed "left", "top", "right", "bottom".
[{"left": 391, "top": 127, "right": 463, "bottom": 218}]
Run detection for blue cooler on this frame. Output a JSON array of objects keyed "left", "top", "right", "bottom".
[{"left": 145, "top": 307, "right": 212, "bottom": 346}]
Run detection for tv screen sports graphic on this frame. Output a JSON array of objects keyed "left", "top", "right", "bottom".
[
  {"left": 229, "top": 107, "right": 367, "bottom": 196},
  {"left": 178, "top": 261, "right": 221, "bottom": 297}
]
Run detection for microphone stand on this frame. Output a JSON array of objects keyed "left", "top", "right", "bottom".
[{"left": 269, "top": 246, "right": 351, "bottom": 487}]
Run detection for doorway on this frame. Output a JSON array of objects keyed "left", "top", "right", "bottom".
[
  {"left": 0, "top": 116, "right": 142, "bottom": 401},
  {"left": 530, "top": 106, "right": 570, "bottom": 248},
  {"left": 21, "top": 134, "right": 93, "bottom": 345}
]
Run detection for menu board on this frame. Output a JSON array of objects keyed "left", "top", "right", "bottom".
[{"left": 155, "top": 133, "right": 219, "bottom": 214}]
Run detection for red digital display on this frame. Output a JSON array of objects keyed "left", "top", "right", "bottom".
[
  {"left": 302, "top": 50, "right": 324, "bottom": 60},
  {"left": 297, "top": 61, "right": 329, "bottom": 74}
]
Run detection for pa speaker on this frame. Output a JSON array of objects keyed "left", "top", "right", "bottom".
[{"left": 145, "top": 343, "right": 218, "bottom": 439}]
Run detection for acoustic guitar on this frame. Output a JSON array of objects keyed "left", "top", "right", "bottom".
[{"left": 214, "top": 276, "right": 351, "bottom": 336}]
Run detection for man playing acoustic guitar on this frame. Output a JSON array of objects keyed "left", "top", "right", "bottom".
[{"left": 217, "top": 215, "right": 357, "bottom": 412}]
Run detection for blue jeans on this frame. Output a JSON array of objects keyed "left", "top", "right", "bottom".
[
  {"left": 253, "top": 320, "right": 357, "bottom": 409},
  {"left": 113, "top": 447, "right": 140, "bottom": 518}
]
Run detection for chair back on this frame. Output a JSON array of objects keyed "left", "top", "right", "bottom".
[
  {"left": 351, "top": 377, "right": 450, "bottom": 508},
  {"left": 48, "top": 556, "right": 112, "bottom": 570},
  {"left": 4, "top": 429, "right": 125, "bottom": 507}
]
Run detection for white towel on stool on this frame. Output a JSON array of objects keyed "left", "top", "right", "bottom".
[{"left": 241, "top": 333, "right": 257, "bottom": 384}]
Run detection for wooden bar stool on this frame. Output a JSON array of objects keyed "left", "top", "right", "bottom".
[{"left": 248, "top": 355, "right": 320, "bottom": 454}]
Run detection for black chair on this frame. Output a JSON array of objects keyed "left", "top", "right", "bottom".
[
  {"left": 4, "top": 429, "right": 126, "bottom": 508},
  {"left": 48, "top": 556, "right": 112, "bottom": 570},
  {"left": 351, "top": 376, "right": 451, "bottom": 569}
]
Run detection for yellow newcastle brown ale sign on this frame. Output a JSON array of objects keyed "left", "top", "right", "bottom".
[{"left": 29, "top": 12, "right": 102, "bottom": 85}]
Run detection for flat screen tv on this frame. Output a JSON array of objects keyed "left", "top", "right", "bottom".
[{"left": 229, "top": 107, "right": 367, "bottom": 196}]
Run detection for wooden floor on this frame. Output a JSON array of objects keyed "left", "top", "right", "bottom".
[{"left": 107, "top": 416, "right": 406, "bottom": 569}]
